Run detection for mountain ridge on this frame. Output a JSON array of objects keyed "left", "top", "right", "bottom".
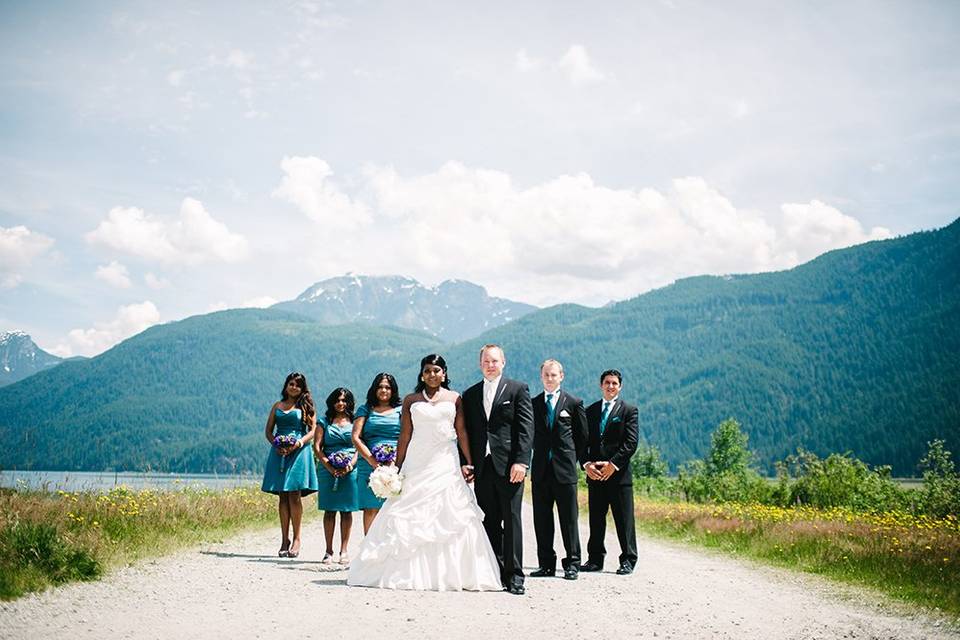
[{"left": 271, "top": 274, "right": 537, "bottom": 343}]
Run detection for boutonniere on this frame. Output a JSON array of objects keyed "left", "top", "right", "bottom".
[
  {"left": 611, "top": 416, "right": 621, "bottom": 423},
  {"left": 559, "top": 409, "right": 570, "bottom": 418},
  {"left": 501, "top": 400, "right": 511, "bottom": 405}
]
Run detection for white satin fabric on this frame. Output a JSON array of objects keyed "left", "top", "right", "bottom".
[{"left": 347, "top": 400, "right": 502, "bottom": 591}]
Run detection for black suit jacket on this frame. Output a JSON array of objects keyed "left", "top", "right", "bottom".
[
  {"left": 462, "top": 376, "right": 534, "bottom": 480},
  {"left": 531, "top": 390, "right": 588, "bottom": 484},
  {"left": 585, "top": 398, "right": 639, "bottom": 486}
]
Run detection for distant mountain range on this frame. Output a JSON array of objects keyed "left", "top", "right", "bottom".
[
  {"left": 1, "top": 220, "right": 957, "bottom": 474},
  {"left": 0, "top": 331, "right": 62, "bottom": 387},
  {"left": 272, "top": 274, "right": 537, "bottom": 343}
]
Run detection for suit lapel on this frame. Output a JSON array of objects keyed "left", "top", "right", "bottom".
[
  {"left": 489, "top": 377, "right": 508, "bottom": 422},
  {"left": 550, "top": 390, "right": 565, "bottom": 430}
]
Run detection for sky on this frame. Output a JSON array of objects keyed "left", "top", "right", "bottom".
[{"left": 1, "top": 1, "right": 958, "bottom": 357}]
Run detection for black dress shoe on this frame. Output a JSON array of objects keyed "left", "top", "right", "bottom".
[
  {"left": 530, "top": 568, "right": 555, "bottom": 578},
  {"left": 579, "top": 561, "right": 602, "bottom": 572},
  {"left": 507, "top": 582, "right": 526, "bottom": 595},
  {"left": 615, "top": 562, "right": 634, "bottom": 575},
  {"left": 563, "top": 567, "right": 579, "bottom": 580}
]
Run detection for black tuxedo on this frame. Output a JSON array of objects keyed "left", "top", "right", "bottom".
[
  {"left": 531, "top": 389, "right": 587, "bottom": 571},
  {"left": 585, "top": 398, "right": 639, "bottom": 569},
  {"left": 462, "top": 376, "right": 534, "bottom": 587}
]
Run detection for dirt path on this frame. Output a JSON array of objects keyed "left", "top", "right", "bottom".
[{"left": 1, "top": 504, "right": 955, "bottom": 639}]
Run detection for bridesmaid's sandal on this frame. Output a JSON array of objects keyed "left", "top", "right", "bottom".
[
  {"left": 278, "top": 541, "right": 291, "bottom": 558},
  {"left": 339, "top": 551, "right": 350, "bottom": 565},
  {"left": 287, "top": 542, "right": 301, "bottom": 558},
  {"left": 321, "top": 552, "right": 334, "bottom": 564}
]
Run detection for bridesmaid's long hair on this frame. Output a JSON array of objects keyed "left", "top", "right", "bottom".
[
  {"left": 414, "top": 354, "right": 451, "bottom": 393},
  {"left": 325, "top": 387, "right": 356, "bottom": 423},
  {"left": 281, "top": 372, "right": 316, "bottom": 432},
  {"left": 365, "top": 372, "right": 402, "bottom": 408}
]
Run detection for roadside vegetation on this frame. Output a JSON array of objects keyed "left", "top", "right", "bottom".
[
  {"left": 614, "top": 419, "right": 960, "bottom": 616},
  {"left": 0, "top": 483, "right": 318, "bottom": 600}
]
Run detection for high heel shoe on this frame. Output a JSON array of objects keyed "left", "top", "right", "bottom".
[
  {"left": 278, "top": 541, "right": 291, "bottom": 557},
  {"left": 339, "top": 551, "right": 349, "bottom": 565},
  {"left": 287, "top": 542, "right": 301, "bottom": 558}
]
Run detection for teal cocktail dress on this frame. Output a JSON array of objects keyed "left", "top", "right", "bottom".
[
  {"left": 354, "top": 404, "right": 402, "bottom": 509},
  {"left": 317, "top": 417, "right": 359, "bottom": 512},
  {"left": 261, "top": 408, "right": 319, "bottom": 495}
]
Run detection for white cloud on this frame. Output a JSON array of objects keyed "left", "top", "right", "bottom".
[
  {"left": 272, "top": 156, "right": 371, "bottom": 228},
  {"left": 207, "top": 301, "right": 229, "bottom": 313},
  {"left": 778, "top": 200, "right": 892, "bottom": 265},
  {"left": 52, "top": 301, "right": 161, "bottom": 357},
  {"left": 277, "top": 159, "right": 896, "bottom": 306},
  {"left": 144, "top": 272, "right": 170, "bottom": 289},
  {"left": 515, "top": 49, "right": 542, "bottom": 73},
  {"left": 0, "top": 225, "right": 54, "bottom": 288},
  {"left": 557, "top": 44, "right": 606, "bottom": 86},
  {"left": 241, "top": 296, "right": 278, "bottom": 308},
  {"left": 85, "top": 198, "right": 249, "bottom": 265},
  {"left": 225, "top": 49, "right": 252, "bottom": 69},
  {"left": 167, "top": 69, "right": 185, "bottom": 87},
  {"left": 95, "top": 260, "right": 132, "bottom": 288}
]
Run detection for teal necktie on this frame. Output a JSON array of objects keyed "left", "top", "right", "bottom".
[
  {"left": 599, "top": 401, "right": 611, "bottom": 435},
  {"left": 546, "top": 393, "right": 555, "bottom": 429}
]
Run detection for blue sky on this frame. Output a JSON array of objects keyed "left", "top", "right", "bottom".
[{"left": 2, "top": 1, "right": 958, "bottom": 356}]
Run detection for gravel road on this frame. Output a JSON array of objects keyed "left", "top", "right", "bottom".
[{"left": 1, "top": 504, "right": 956, "bottom": 639}]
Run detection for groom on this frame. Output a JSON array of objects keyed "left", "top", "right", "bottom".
[{"left": 462, "top": 344, "right": 534, "bottom": 595}]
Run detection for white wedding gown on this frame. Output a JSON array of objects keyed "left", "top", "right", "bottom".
[{"left": 347, "top": 400, "right": 502, "bottom": 591}]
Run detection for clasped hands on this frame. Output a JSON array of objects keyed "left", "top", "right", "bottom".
[{"left": 585, "top": 461, "right": 616, "bottom": 481}]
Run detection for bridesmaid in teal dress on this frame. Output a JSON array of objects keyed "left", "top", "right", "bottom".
[
  {"left": 261, "top": 372, "right": 319, "bottom": 558},
  {"left": 314, "top": 387, "right": 359, "bottom": 564},
  {"left": 352, "top": 372, "right": 402, "bottom": 533}
]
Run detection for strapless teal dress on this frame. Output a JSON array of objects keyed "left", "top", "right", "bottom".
[
  {"left": 354, "top": 404, "right": 402, "bottom": 509},
  {"left": 261, "top": 408, "right": 319, "bottom": 495},
  {"left": 316, "top": 418, "right": 359, "bottom": 512}
]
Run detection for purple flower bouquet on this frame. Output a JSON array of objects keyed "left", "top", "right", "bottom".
[
  {"left": 273, "top": 434, "right": 299, "bottom": 472},
  {"left": 328, "top": 451, "right": 352, "bottom": 491},
  {"left": 371, "top": 443, "right": 397, "bottom": 465}
]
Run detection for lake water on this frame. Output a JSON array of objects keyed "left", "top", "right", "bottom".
[{"left": 0, "top": 470, "right": 259, "bottom": 492}]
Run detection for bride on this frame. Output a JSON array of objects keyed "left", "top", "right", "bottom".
[{"left": 347, "top": 354, "right": 502, "bottom": 591}]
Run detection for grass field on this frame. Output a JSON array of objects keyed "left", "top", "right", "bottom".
[
  {"left": 0, "top": 484, "right": 318, "bottom": 600},
  {"left": 627, "top": 497, "right": 960, "bottom": 618}
]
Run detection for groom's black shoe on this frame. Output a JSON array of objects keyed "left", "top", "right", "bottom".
[
  {"left": 506, "top": 577, "right": 526, "bottom": 595},
  {"left": 579, "top": 561, "right": 602, "bottom": 572},
  {"left": 615, "top": 561, "right": 634, "bottom": 575},
  {"left": 530, "top": 568, "right": 555, "bottom": 578},
  {"left": 563, "top": 567, "right": 579, "bottom": 580}
]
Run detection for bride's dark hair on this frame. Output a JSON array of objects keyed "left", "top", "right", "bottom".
[{"left": 415, "top": 354, "right": 451, "bottom": 393}]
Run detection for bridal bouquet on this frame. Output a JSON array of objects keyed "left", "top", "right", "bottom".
[
  {"left": 328, "top": 451, "right": 352, "bottom": 491},
  {"left": 369, "top": 465, "right": 403, "bottom": 499},
  {"left": 273, "top": 434, "right": 299, "bottom": 472}
]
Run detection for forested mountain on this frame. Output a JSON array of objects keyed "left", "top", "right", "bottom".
[
  {"left": 272, "top": 274, "right": 537, "bottom": 342},
  {"left": 0, "top": 331, "right": 62, "bottom": 387},
  {"left": 1, "top": 221, "right": 957, "bottom": 474},
  {"left": 0, "top": 310, "right": 440, "bottom": 473},
  {"left": 428, "top": 220, "right": 960, "bottom": 474}
]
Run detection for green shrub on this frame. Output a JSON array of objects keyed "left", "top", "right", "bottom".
[
  {"left": 631, "top": 444, "right": 670, "bottom": 496},
  {"left": 678, "top": 418, "right": 770, "bottom": 503},
  {"left": 778, "top": 449, "right": 907, "bottom": 512},
  {"left": 917, "top": 439, "right": 960, "bottom": 517}
]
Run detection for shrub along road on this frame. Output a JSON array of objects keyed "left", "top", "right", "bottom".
[{"left": 0, "top": 505, "right": 955, "bottom": 639}]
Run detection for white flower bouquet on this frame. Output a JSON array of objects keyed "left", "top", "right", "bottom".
[{"left": 368, "top": 465, "right": 403, "bottom": 499}]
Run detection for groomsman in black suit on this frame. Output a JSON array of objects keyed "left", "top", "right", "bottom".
[
  {"left": 530, "top": 359, "right": 588, "bottom": 580},
  {"left": 580, "top": 369, "right": 639, "bottom": 575},
  {"left": 461, "top": 344, "right": 534, "bottom": 595}
]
